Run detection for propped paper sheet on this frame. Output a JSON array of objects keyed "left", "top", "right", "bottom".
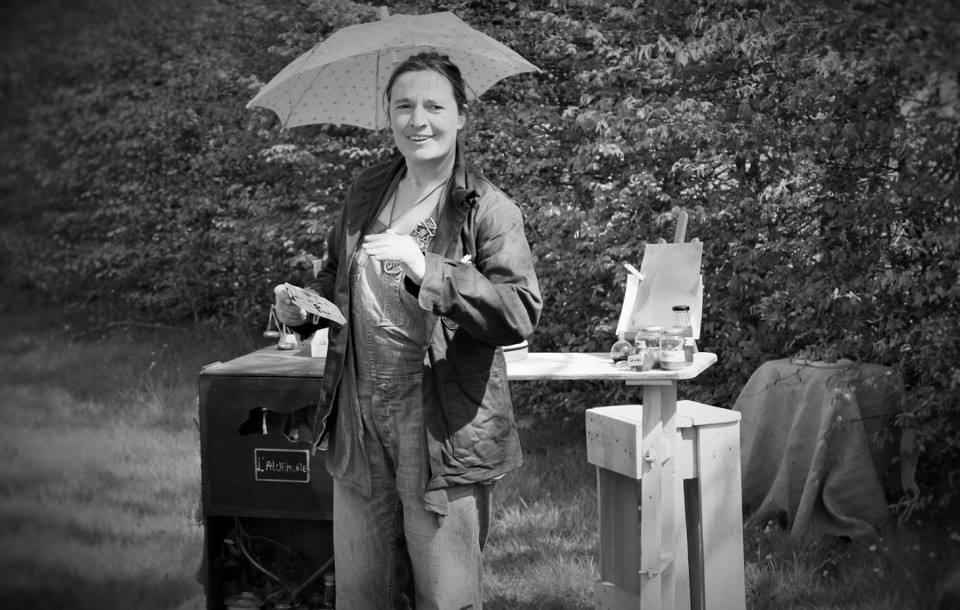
[{"left": 615, "top": 242, "right": 703, "bottom": 339}]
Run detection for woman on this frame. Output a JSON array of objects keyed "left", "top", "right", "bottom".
[{"left": 274, "top": 51, "right": 541, "bottom": 609}]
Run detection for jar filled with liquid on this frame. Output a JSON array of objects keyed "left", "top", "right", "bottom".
[
  {"left": 660, "top": 327, "right": 687, "bottom": 371},
  {"left": 610, "top": 332, "right": 634, "bottom": 365},
  {"left": 672, "top": 304, "right": 697, "bottom": 365},
  {"left": 629, "top": 326, "right": 662, "bottom": 371}
]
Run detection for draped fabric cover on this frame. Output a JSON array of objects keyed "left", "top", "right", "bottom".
[{"left": 734, "top": 359, "right": 908, "bottom": 537}]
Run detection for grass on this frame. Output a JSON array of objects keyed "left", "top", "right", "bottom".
[
  {"left": 1, "top": 306, "right": 958, "bottom": 609},
  {"left": 483, "top": 417, "right": 598, "bottom": 609},
  {"left": 0, "top": 306, "right": 258, "bottom": 609}
]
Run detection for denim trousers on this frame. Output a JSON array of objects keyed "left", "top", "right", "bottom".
[
  {"left": 333, "top": 239, "right": 484, "bottom": 609},
  {"left": 332, "top": 360, "right": 485, "bottom": 609},
  {"left": 333, "top": 476, "right": 483, "bottom": 609}
]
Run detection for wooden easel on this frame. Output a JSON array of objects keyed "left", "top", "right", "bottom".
[{"left": 590, "top": 210, "right": 745, "bottom": 610}]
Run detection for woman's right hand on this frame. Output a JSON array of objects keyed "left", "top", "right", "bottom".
[{"left": 273, "top": 284, "right": 307, "bottom": 327}]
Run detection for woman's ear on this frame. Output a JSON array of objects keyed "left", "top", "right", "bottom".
[{"left": 458, "top": 105, "right": 468, "bottom": 130}]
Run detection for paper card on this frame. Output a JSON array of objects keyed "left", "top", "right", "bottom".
[
  {"left": 283, "top": 283, "right": 346, "bottom": 325},
  {"left": 615, "top": 242, "right": 703, "bottom": 339}
]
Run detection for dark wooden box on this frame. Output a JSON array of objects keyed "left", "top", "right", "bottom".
[
  {"left": 199, "top": 346, "right": 333, "bottom": 520},
  {"left": 198, "top": 346, "right": 335, "bottom": 608}
]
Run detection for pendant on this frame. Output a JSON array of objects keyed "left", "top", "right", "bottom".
[{"left": 413, "top": 216, "right": 437, "bottom": 252}]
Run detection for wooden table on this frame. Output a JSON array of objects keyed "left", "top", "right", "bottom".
[{"left": 508, "top": 352, "right": 743, "bottom": 610}]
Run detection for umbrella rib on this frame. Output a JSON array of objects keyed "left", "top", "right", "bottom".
[{"left": 375, "top": 50, "right": 386, "bottom": 130}]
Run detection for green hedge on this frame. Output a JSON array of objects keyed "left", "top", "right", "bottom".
[{"left": 2, "top": 0, "right": 957, "bottom": 512}]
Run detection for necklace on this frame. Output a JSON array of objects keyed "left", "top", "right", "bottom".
[{"left": 389, "top": 177, "right": 448, "bottom": 228}]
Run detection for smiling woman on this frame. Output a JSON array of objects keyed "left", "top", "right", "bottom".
[
  {"left": 362, "top": 65, "right": 469, "bottom": 285},
  {"left": 270, "top": 50, "right": 543, "bottom": 609},
  {"left": 388, "top": 69, "right": 467, "bottom": 169}
]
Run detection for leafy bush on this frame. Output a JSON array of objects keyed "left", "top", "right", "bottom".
[{"left": 2, "top": 0, "right": 957, "bottom": 510}]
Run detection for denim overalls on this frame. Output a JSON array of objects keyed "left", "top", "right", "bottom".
[{"left": 332, "top": 209, "right": 484, "bottom": 609}]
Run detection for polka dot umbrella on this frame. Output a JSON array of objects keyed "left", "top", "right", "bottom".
[{"left": 246, "top": 7, "right": 541, "bottom": 130}]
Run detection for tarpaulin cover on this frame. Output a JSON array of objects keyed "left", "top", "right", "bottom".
[{"left": 733, "top": 359, "right": 909, "bottom": 538}]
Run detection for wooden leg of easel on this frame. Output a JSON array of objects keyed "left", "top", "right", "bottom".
[
  {"left": 639, "top": 382, "right": 679, "bottom": 609},
  {"left": 596, "top": 467, "right": 643, "bottom": 597},
  {"left": 696, "top": 423, "right": 746, "bottom": 610},
  {"left": 683, "top": 478, "right": 704, "bottom": 610},
  {"left": 674, "top": 475, "right": 693, "bottom": 610}
]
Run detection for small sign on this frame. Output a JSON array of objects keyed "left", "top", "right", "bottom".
[{"left": 254, "top": 448, "right": 310, "bottom": 483}]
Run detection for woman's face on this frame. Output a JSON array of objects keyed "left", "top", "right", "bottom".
[{"left": 388, "top": 70, "right": 465, "bottom": 166}]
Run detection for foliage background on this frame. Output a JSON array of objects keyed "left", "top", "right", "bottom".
[{"left": 1, "top": 0, "right": 958, "bottom": 512}]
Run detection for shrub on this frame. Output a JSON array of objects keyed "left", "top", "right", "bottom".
[{"left": 2, "top": 0, "right": 957, "bottom": 510}]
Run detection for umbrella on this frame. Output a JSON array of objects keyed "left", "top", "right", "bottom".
[{"left": 247, "top": 7, "right": 540, "bottom": 130}]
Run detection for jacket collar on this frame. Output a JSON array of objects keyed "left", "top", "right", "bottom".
[
  {"left": 356, "top": 144, "right": 478, "bottom": 201},
  {"left": 451, "top": 141, "right": 479, "bottom": 211},
  {"left": 357, "top": 154, "right": 406, "bottom": 193},
  {"left": 350, "top": 147, "right": 479, "bottom": 257}
]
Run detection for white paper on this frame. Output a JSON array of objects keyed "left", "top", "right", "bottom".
[
  {"left": 615, "top": 242, "right": 703, "bottom": 339},
  {"left": 310, "top": 328, "right": 329, "bottom": 358}
]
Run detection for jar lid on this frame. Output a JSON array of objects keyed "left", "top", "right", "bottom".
[
  {"left": 672, "top": 305, "right": 690, "bottom": 311},
  {"left": 664, "top": 326, "right": 686, "bottom": 335},
  {"left": 639, "top": 326, "right": 663, "bottom": 332}
]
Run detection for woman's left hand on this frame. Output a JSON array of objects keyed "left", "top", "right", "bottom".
[{"left": 362, "top": 229, "right": 426, "bottom": 284}]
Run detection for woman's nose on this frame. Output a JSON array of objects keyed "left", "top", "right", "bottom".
[{"left": 410, "top": 105, "right": 426, "bottom": 127}]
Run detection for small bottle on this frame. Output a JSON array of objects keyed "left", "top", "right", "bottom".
[
  {"left": 322, "top": 571, "right": 336, "bottom": 608},
  {"left": 610, "top": 332, "right": 634, "bottom": 364},
  {"left": 672, "top": 305, "right": 697, "bottom": 365},
  {"left": 660, "top": 327, "right": 687, "bottom": 371}
]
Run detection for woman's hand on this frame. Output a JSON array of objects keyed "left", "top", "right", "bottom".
[
  {"left": 361, "top": 230, "right": 426, "bottom": 284},
  {"left": 273, "top": 284, "right": 307, "bottom": 327}
]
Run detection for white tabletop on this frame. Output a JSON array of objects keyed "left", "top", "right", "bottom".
[
  {"left": 506, "top": 351, "right": 717, "bottom": 385},
  {"left": 205, "top": 347, "right": 716, "bottom": 386}
]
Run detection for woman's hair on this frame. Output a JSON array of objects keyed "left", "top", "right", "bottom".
[{"left": 384, "top": 51, "right": 468, "bottom": 114}]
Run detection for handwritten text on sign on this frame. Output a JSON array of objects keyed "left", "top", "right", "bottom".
[{"left": 254, "top": 448, "right": 310, "bottom": 483}]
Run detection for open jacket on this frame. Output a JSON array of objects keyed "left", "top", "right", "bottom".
[{"left": 302, "top": 153, "right": 542, "bottom": 492}]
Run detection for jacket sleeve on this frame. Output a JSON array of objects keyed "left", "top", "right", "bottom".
[
  {"left": 295, "top": 183, "right": 353, "bottom": 336},
  {"left": 416, "top": 190, "right": 542, "bottom": 346},
  {"left": 310, "top": 192, "right": 349, "bottom": 305}
]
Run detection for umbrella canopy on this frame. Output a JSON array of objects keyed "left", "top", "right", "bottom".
[{"left": 247, "top": 9, "right": 540, "bottom": 130}]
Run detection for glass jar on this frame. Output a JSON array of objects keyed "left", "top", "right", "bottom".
[
  {"left": 672, "top": 304, "right": 697, "bottom": 364},
  {"left": 629, "top": 326, "right": 662, "bottom": 371},
  {"left": 610, "top": 332, "right": 634, "bottom": 364},
  {"left": 322, "top": 571, "right": 336, "bottom": 608},
  {"left": 659, "top": 326, "right": 687, "bottom": 371}
]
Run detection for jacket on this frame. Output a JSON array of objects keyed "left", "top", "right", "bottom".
[{"left": 304, "top": 152, "right": 542, "bottom": 491}]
